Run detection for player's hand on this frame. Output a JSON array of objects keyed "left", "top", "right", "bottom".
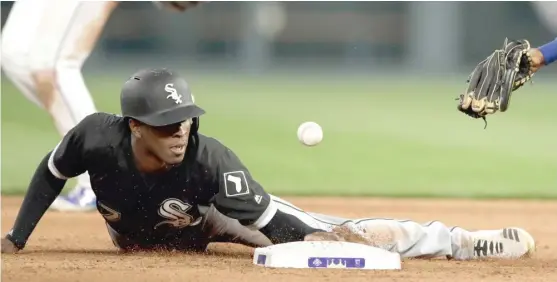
[
  {"left": 528, "top": 48, "right": 545, "bottom": 73},
  {"left": 1, "top": 237, "right": 21, "bottom": 254},
  {"left": 304, "top": 226, "right": 372, "bottom": 246}
]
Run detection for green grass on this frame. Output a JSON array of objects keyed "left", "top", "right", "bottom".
[{"left": 2, "top": 73, "right": 556, "bottom": 198}]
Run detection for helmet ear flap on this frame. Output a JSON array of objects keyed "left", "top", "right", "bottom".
[{"left": 191, "top": 117, "right": 199, "bottom": 135}]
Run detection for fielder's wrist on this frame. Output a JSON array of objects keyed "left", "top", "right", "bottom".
[{"left": 538, "top": 38, "right": 557, "bottom": 66}]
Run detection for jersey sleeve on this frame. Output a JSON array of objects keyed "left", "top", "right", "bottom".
[
  {"left": 212, "top": 146, "right": 277, "bottom": 230},
  {"left": 47, "top": 114, "right": 95, "bottom": 179},
  {"left": 539, "top": 37, "right": 557, "bottom": 65}
]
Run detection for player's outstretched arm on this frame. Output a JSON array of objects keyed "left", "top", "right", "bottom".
[
  {"left": 2, "top": 114, "right": 95, "bottom": 253},
  {"left": 1, "top": 152, "right": 67, "bottom": 253},
  {"left": 207, "top": 140, "right": 380, "bottom": 246},
  {"left": 209, "top": 142, "right": 325, "bottom": 244}
]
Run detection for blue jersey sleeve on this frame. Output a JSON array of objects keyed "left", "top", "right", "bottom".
[{"left": 539, "top": 38, "right": 557, "bottom": 66}]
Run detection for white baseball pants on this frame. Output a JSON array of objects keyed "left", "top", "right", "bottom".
[
  {"left": 270, "top": 195, "right": 474, "bottom": 260},
  {"left": 2, "top": 0, "right": 118, "bottom": 191}
]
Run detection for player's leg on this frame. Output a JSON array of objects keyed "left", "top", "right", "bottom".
[
  {"left": 2, "top": 0, "right": 118, "bottom": 212},
  {"left": 270, "top": 195, "right": 535, "bottom": 260},
  {"left": 1, "top": 0, "right": 61, "bottom": 109},
  {"left": 45, "top": 1, "right": 118, "bottom": 212},
  {"left": 339, "top": 218, "right": 535, "bottom": 260}
]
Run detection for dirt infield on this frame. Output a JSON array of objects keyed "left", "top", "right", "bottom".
[{"left": 2, "top": 196, "right": 556, "bottom": 282}]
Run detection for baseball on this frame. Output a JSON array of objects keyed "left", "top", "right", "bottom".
[{"left": 297, "top": 121, "right": 323, "bottom": 146}]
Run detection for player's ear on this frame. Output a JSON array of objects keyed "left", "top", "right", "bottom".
[
  {"left": 129, "top": 118, "right": 142, "bottom": 139},
  {"left": 134, "top": 129, "right": 142, "bottom": 139}
]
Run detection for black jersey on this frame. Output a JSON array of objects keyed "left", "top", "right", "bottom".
[
  {"left": 48, "top": 113, "right": 277, "bottom": 245},
  {"left": 6, "top": 112, "right": 321, "bottom": 251}
]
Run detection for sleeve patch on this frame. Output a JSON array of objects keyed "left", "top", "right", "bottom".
[{"left": 223, "top": 171, "right": 250, "bottom": 197}]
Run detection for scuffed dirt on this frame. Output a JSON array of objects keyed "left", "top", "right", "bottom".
[{"left": 2, "top": 197, "right": 556, "bottom": 282}]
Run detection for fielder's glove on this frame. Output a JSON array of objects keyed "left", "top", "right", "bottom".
[{"left": 457, "top": 38, "right": 535, "bottom": 126}]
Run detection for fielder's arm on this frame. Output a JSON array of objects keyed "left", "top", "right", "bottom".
[
  {"left": 2, "top": 115, "right": 93, "bottom": 253},
  {"left": 209, "top": 143, "right": 325, "bottom": 244}
]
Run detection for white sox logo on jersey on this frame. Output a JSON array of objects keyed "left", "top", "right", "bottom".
[
  {"left": 223, "top": 171, "right": 250, "bottom": 197},
  {"left": 164, "top": 83, "right": 183, "bottom": 104},
  {"left": 154, "top": 198, "right": 202, "bottom": 229}
]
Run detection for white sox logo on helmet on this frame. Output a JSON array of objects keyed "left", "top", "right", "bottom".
[{"left": 164, "top": 83, "right": 183, "bottom": 104}]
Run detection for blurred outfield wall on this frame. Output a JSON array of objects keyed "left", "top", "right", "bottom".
[{"left": 1, "top": 1, "right": 556, "bottom": 76}]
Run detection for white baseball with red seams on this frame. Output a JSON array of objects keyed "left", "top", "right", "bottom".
[{"left": 297, "top": 121, "right": 323, "bottom": 146}]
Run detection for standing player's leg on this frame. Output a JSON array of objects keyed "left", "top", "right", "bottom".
[
  {"left": 1, "top": 0, "right": 118, "bottom": 212},
  {"left": 268, "top": 196, "right": 535, "bottom": 260}
]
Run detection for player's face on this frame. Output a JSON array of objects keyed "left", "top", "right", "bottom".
[{"left": 143, "top": 119, "right": 192, "bottom": 165}]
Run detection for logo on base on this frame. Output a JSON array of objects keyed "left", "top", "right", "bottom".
[
  {"left": 257, "top": 255, "right": 267, "bottom": 265},
  {"left": 307, "top": 257, "right": 365, "bottom": 269}
]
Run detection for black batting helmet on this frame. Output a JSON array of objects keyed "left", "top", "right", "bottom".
[{"left": 120, "top": 68, "right": 205, "bottom": 134}]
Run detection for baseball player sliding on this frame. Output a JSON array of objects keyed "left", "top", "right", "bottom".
[
  {"left": 1, "top": 0, "right": 200, "bottom": 212},
  {"left": 1, "top": 68, "right": 535, "bottom": 261}
]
